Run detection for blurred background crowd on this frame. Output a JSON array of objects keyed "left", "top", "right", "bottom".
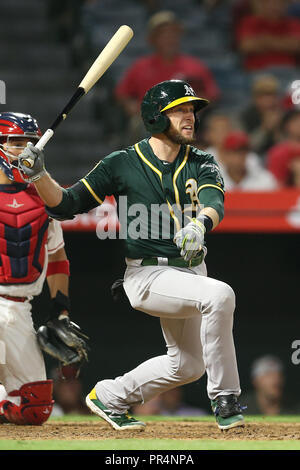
[
  {"left": 1, "top": 0, "right": 300, "bottom": 418},
  {"left": 1, "top": 0, "right": 300, "bottom": 186},
  {"left": 44, "top": 0, "right": 300, "bottom": 189}
]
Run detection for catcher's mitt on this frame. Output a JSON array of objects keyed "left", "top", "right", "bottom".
[{"left": 37, "top": 316, "right": 89, "bottom": 377}]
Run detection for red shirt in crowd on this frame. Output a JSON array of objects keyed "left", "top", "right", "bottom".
[
  {"left": 267, "top": 141, "right": 300, "bottom": 184},
  {"left": 236, "top": 15, "right": 300, "bottom": 70},
  {"left": 115, "top": 54, "right": 220, "bottom": 103}
]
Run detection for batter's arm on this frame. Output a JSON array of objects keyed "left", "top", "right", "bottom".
[
  {"left": 34, "top": 173, "right": 64, "bottom": 208},
  {"left": 197, "top": 186, "right": 224, "bottom": 230},
  {"left": 19, "top": 141, "right": 120, "bottom": 222},
  {"left": 18, "top": 141, "right": 106, "bottom": 218},
  {"left": 198, "top": 206, "right": 219, "bottom": 230},
  {"left": 174, "top": 155, "right": 225, "bottom": 260},
  {"left": 174, "top": 188, "right": 223, "bottom": 261}
]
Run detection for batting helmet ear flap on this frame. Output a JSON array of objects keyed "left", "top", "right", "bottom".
[{"left": 145, "top": 110, "right": 170, "bottom": 134}]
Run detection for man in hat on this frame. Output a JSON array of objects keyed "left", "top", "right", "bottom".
[
  {"left": 239, "top": 75, "right": 283, "bottom": 156},
  {"left": 115, "top": 10, "right": 220, "bottom": 143},
  {"left": 241, "top": 355, "right": 300, "bottom": 415}
]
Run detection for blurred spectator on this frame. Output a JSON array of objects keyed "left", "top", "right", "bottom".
[
  {"left": 236, "top": 0, "right": 300, "bottom": 72},
  {"left": 239, "top": 75, "right": 283, "bottom": 157},
  {"left": 286, "top": 145, "right": 300, "bottom": 186},
  {"left": 241, "top": 355, "right": 299, "bottom": 415},
  {"left": 50, "top": 366, "right": 91, "bottom": 416},
  {"left": 199, "top": 112, "right": 237, "bottom": 156},
  {"left": 200, "top": 113, "right": 262, "bottom": 173},
  {"left": 231, "top": 0, "right": 253, "bottom": 41},
  {"left": 218, "top": 131, "right": 278, "bottom": 191},
  {"left": 269, "top": 142, "right": 300, "bottom": 187},
  {"left": 115, "top": 10, "right": 221, "bottom": 143},
  {"left": 131, "top": 387, "right": 207, "bottom": 416},
  {"left": 267, "top": 108, "right": 300, "bottom": 184}
]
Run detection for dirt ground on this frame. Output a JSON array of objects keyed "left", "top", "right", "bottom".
[{"left": 0, "top": 420, "right": 300, "bottom": 441}]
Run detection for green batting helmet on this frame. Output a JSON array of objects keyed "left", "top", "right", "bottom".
[{"left": 141, "top": 80, "right": 209, "bottom": 134}]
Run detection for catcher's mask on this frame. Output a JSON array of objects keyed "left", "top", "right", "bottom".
[
  {"left": 0, "top": 112, "right": 42, "bottom": 182},
  {"left": 141, "top": 79, "right": 209, "bottom": 134}
]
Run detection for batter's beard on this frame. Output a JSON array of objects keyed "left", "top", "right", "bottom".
[{"left": 165, "top": 125, "right": 196, "bottom": 145}]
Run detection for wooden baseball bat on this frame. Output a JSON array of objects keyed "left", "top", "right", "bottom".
[{"left": 22, "top": 25, "right": 134, "bottom": 168}]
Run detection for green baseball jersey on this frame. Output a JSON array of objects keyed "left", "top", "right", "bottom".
[{"left": 53, "top": 138, "right": 225, "bottom": 259}]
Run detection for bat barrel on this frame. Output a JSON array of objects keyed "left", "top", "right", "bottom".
[{"left": 79, "top": 25, "right": 134, "bottom": 93}]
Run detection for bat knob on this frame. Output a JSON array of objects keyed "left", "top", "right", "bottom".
[{"left": 21, "top": 158, "right": 34, "bottom": 169}]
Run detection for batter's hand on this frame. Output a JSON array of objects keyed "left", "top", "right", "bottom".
[
  {"left": 19, "top": 142, "right": 46, "bottom": 183},
  {"left": 174, "top": 218, "right": 205, "bottom": 261}
]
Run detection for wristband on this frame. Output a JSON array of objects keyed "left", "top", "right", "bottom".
[
  {"left": 50, "top": 290, "right": 71, "bottom": 319},
  {"left": 47, "top": 260, "right": 70, "bottom": 276},
  {"left": 193, "top": 215, "right": 213, "bottom": 233}
]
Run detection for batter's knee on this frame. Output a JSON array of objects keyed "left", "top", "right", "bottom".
[{"left": 209, "top": 281, "right": 236, "bottom": 316}]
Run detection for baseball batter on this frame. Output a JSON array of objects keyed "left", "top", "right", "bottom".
[
  {"left": 20, "top": 80, "right": 244, "bottom": 430},
  {"left": 0, "top": 112, "right": 88, "bottom": 425}
]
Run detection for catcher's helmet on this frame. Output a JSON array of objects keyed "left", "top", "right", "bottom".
[
  {"left": 0, "top": 112, "right": 41, "bottom": 182},
  {"left": 141, "top": 80, "right": 209, "bottom": 134}
]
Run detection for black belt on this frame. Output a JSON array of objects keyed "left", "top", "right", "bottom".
[{"left": 141, "top": 252, "right": 204, "bottom": 268}]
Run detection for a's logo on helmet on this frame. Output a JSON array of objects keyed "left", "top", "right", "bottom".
[
  {"left": 184, "top": 85, "right": 195, "bottom": 96},
  {"left": 160, "top": 91, "right": 168, "bottom": 99}
]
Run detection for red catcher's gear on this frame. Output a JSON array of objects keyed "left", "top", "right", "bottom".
[
  {"left": 0, "top": 184, "right": 49, "bottom": 284},
  {"left": 0, "top": 380, "right": 54, "bottom": 425},
  {"left": 0, "top": 148, "right": 26, "bottom": 183},
  {"left": 0, "top": 112, "right": 42, "bottom": 183}
]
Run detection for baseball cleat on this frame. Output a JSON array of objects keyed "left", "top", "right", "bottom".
[
  {"left": 86, "top": 388, "right": 146, "bottom": 431},
  {"left": 211, "top": 394, "right": 245, "bottom": 430}
]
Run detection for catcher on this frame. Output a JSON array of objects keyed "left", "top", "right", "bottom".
[{"left": 0, "top": 112, "right": 89, "bottom": 425}]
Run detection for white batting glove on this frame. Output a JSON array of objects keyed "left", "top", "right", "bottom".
[
  {"left": 174, "top": 218, "right": 205, "bottom": 261},
  {"left": 19, "top": 142, "right": 46, "bottom": 183}
]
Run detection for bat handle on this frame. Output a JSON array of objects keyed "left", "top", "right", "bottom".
[
  {"left": 21, "top": 129, "right": 54, "bottom": 168},
  {"left": 35, "top": 128, "right": 54, "bottom": 150}
]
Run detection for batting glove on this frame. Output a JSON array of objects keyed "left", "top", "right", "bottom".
[
  {"left": 19, "top": 142, "right": 46, "bottom": 183},
  {"left": 174, "top": 218, "right": 205, "bottom": 261}
]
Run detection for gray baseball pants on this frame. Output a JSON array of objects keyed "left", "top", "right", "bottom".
[{"left": 95, "top": 257, "right": 241, "bottom": 413}]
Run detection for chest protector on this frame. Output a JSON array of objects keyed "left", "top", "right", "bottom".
[{"left": 0, "top": 184, "right": 49, "bottom": 284}]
